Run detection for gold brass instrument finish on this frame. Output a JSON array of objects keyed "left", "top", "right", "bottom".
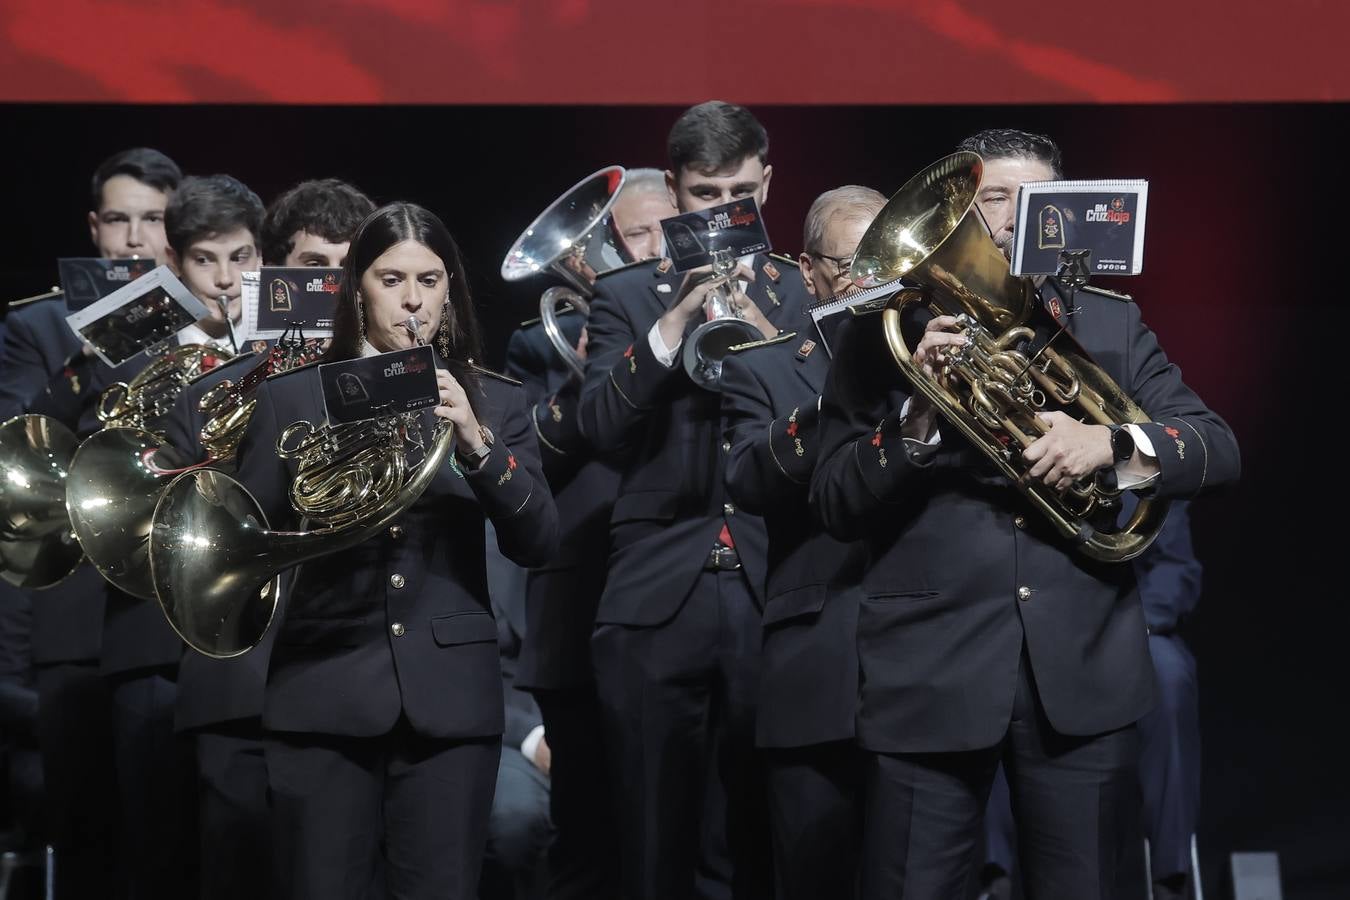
[
  {"left": 97, "top": 343, "right": 225, "bottom": 434},
  {"left": 0, "top": 416, "right": 85, "bottom": 588},
  {"left": 851, "top": 152, "right": 1167, "bottom": 562},
  {"left": 152, "top": 319, "right": 454, "bottom": 658},
  {"left": 502, "top": 166, "right": 629, "bottom": 382},
  {"left": 66, "top": 338, "right": 321, "bottom": 600}
]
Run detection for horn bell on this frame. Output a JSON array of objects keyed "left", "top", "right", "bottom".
[{"left": 0, "top": 415, "right": 84, "bottom": 588}]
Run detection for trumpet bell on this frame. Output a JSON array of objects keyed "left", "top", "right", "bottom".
[
  {"left": 65, "top": 427, "right": 195, "bottom": 600},
  {"left": 151, "top": 468, "right": 281, "bottom": 658},
  {"left": 682, "top": 318, "right": 762, "bottom": 391},
  {"left": 0, "top": 415, "right": 84, "bottom": 588}
]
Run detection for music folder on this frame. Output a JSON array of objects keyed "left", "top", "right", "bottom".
[
  {"left": 320, "top": 345, "right": 441, "bottom": 425},
  {"left": 240, "top": 266, "right": 343, "bottom": 341},
  {"left": 64, "top": 265, "right": 210, "bottom": 367},
  {"left": 658, "top": 197, "right": 771, "bottom": 273},
  {"left": 1012, "top": 179, "right": 1149, "bottom": 277},
  {"left": 57, "top": 257, "right": 157, "bottom": 311}
]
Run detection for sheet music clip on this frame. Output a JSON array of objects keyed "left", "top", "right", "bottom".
[{"left": 1051, "top": 249, "right": 1092, "bottom": 317}]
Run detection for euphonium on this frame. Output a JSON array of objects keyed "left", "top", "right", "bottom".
[
  {"left": 681, "top": 248, "right": 761, "bottom": 391},
  {"left": 850, "top": 151, "right": 1167, "bottom": 562},
  {"left": 151, "top": 318, "right": 454, "bottom": 658},
  {"left": 65, "top": 337, "right": 321, "bottom": 599},
  {"left": 502, "top": 166, "right": 630, "bottom": 382}
]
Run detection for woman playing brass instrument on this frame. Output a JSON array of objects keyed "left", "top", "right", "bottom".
[{"left": 230, "top": 202, "right": 557, "bottom": 899}]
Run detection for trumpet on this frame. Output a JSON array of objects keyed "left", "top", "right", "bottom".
[
  {"left": 152, "top": 318, "right": 454, "bottom": 658},
  {"left": 502, "top": 167, "right": 630, "bottom": 381},
  {"left": 681, "top": 249, "right": 762, "bottom": 391}
]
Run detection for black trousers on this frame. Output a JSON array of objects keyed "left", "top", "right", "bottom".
[
  {"left": 592, "top": 568, "right": 771, "bottom": 900},
  {"left": 764, "top": 741, "right": 864, "bottom": 900},
  {"left": 108, "top": 669, "right": 198, "bottom": 900},
  {"left": 264, "top": 724, "right": 501, "bottom": 900},
  {"left": 196, "top": 726, "right": 273, "bottom": 900},
  {"left": 860, "top": 651, "right": 1139, "bottom": 900},
  {"left": 533, "top": 686, "right": 619, "bottom": 900},
  {"left": 985, "top": 634, "right": 1198, "bottom": 890},
  {"left": 34, "top": 661, "right": 123, "bottom": 900}
]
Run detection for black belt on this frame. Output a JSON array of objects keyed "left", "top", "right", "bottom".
[{"left": 705, "top": 544, "right": 741, "bottom": 571}]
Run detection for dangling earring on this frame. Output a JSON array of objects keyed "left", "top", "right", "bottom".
[
  {"left": 354, "top": 292, "right": 366, "bottom": 340},
  {"left": 437, "top": 298, "right": 452, "bottom": 359}
]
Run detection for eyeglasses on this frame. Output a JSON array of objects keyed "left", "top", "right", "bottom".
[{"left": 807, "top": 250, "right": 856, "bottom": 281}]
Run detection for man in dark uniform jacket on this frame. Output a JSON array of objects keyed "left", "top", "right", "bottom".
[
  {"left": 503, "top": 166, "right": 674, "bottom": 900},
  {"left": 982, "top": 498, "right": 1206, "bottom": 900},
  {"left": 719, "top": 185, "right": 885, "bottom": 900},
  {"left": 158, "top": 177, "right": 374, "bottom": 900},
  {"left": 808, "top": 129, "right": 1241, "bottom": 899},
  {"left": 578, "top": 101, "right": 811, "bottom": 900},
  {"left": 0, "top": 147, "right": 181, "bottom": 899}
]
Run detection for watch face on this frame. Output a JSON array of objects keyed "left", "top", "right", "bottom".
[{"left": 1112, "top": 426, "right": 1134, "bottom": 460}]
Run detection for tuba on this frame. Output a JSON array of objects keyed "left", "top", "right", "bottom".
[
  {"left": 150, "top": 318, "right": 454, "bottom": 658},
  {"left": 64, "top": 336, "right": 322, "bottom": 599},
  {"left": 850, "top": 152, "right": 1167, "bottom": 562},
  {"left": 681, "top": 248, "right": 762, "bottom": 391},
  {"left": 501, "top": 166, "right": 630, "bottom": 381}
]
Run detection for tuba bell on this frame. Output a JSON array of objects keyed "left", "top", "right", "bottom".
[
  {"left": 850, "top": 151, "right": 1167, "bottom": 562},
  {"left": 150, "top": 318, "right": 453, "bottom": 658},
  {"left": 501, "top": 166, "right": 631, "bottom": 381}
]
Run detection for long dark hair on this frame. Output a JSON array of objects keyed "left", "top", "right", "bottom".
[{"left": 326, "top": 202, "right": 483, "bottom": 399}]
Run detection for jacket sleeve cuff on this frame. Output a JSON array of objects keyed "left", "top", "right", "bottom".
[
  {"left": 767, "top": 401, "right": 822, "bottom": 484},
  {"left": 853, "top": 414, "right": 940, "bottom": 502},
  {"left": 464, "top": 443, "right": 536, "bottom": 518}
]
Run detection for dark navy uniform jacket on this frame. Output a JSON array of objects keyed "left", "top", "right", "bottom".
[
  {"left": 577, "top": 254, "right": 810, "bottom": 627},
  {"left": 505, "top": 317, "right": 620, "bottom": 690},
  {"left": 810, "top": 284, "right": 1240, "bottom": 753},
  {"left": 721, "top": 332, "right": 865, "bottom": 748},
  {"left": 233, "top": 357, "right": 558, "bottom": 739}
]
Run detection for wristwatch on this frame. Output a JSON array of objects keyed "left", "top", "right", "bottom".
[
  {"left": 1107, "top": 424, "right": 1135, "bottom": 463},
  {"left": 458, "top": 424, "right": 494, "bottom": 470}
]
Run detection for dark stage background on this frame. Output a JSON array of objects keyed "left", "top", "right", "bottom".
[{"left": 2, "top": 102, "right": 1341, "bottom": 897}]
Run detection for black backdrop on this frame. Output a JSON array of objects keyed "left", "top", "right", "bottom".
[{"left": 3, "top": 102, "right": 1342, "bottom": 898}]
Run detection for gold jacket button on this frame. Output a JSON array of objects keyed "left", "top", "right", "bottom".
[
  {"left": 1017, "top": 586, "right": 1033, "bottom": 602},
  {"left": 1014, "top": 516, "right": 1026, "bottom": 530},
  {"left": 389, "top": 525, "right": 404, "bottom": 539},
  {"left": 390, "top": 574, "right": 406, "bottom": 589},
  {"left": 390, "top": 622, "right": 405, "bottom": 637}
]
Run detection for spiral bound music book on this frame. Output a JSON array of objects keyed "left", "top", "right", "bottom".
[
  {"left": 1012, "top": 179, "right": 1148, "bottom": 277},
  {"left": 808, "top": 280, "right": 904, "bottom": 356}
]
